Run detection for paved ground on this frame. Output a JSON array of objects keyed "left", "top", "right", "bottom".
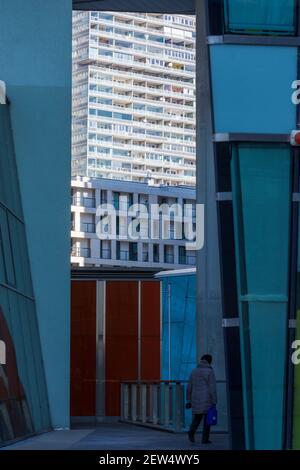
[{"left": 3, "top": 423, "right": 230, "bottom": 451}]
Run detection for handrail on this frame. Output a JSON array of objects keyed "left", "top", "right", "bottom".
[{"left": 120, "top": 380, "right": 226, "bottom": 433}]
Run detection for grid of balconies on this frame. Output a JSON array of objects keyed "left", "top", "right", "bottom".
[
  {"left": 71, "top": 180, "right": 196, "bottom": 268},
  {"left": 72, "top": 11, "right": 196, "bottom": 186}
]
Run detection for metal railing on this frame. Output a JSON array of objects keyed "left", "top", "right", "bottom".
[
  {"left": 72, "top": 196, "right": 96, "bottom": 208},
  {"left": 120, "top": 380, "right": 227, "bottom": 434},
  {"left": 121, "top": 381, "right": 187, "bottom": 432},
  {"left": 71, "top": 246, "right": 91, "bottom": 258}
]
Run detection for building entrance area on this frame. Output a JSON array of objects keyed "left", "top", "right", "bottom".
[{"left": 70, "top": 271, "right": 161, "bottom": 421}]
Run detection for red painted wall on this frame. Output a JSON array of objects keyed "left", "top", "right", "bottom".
[
  {"left": 141, "top": 281, "right": 161, "bottom": 381},
  {"left": 70, "top": 279, "right": 161, "bottom": 417},
  {"left": 105, "top": 281, "right": 139, "bottom": 416},
  {"left": 70, "top": 281, "right": 96, "bottom": 416}
]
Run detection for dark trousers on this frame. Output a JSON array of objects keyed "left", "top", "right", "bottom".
[{"left": 189, "top": 413, "right": 210, "bottom": 442}]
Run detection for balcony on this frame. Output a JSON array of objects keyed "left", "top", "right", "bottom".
[
  {"left": 72, "top": 196, "right": 96, "bottom": 208},
  {"left": 71, "top": 246, "right": 91, "bottom": 258}
]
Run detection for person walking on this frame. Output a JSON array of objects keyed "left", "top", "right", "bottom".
[{"left": 186, "top": 354, "right": 217, "bottom": 444}]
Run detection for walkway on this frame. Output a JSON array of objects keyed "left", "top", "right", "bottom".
[{"left": 4, "top": 423, "right": 230, "bottom": 450}]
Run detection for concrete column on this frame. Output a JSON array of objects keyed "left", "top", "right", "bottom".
[
  {"left": 133, "top": 192, "right": 139, "bottom": 205},
  {"left": 174, "top": 244, "right": 179, "bottom": 265},
  {"left": 111, "top": 239, "right": 117, "bottom": 260},
  {"left": 90, "top": 238, "right": 100, "bottom": 260},
  {"left": 95, "top": 187, "right": 101, "bottom": 242},
  {"left": 137, "top": 241, "right": 143, "bottom": 263},
  {"left": 196, "top": 0, "right": 228, "bottom": 432},
  {"left": 74, "top": 209, "right": 81, "bottom": 232},
  {"left": 148, "top": 242, "right": 154, "bottom": 263},
  {"left": 159, "top": 243, "right": 164, "bottom": 264},
  {"left": 107, "top": 189, "right": 113, "bottom": 204}
]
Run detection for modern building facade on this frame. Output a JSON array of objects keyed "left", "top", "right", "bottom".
[
  {"left": 0, "top": 0, "right": 72, "bottom": 445},
  {"left": 2, "top": 0, "right": 300, "bottom": 452},
  {"left": 72, "top": 10, "right": 196, "bottom": 186},
  {"left": 71, "top": 176, "right": 196, "bottom": 268},
  {"left": 196, "top": 0, "right": 300, "bottom": 451},
  {"left": 0, "top": 85, "right": 51, "bottom": 445}
]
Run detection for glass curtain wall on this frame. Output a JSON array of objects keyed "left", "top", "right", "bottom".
[
  {"left": 230, "top": 143, "right": 292, "bottom": 449},
  {"left": 0, "top": 104, "right": 50, "bottom": 445}
]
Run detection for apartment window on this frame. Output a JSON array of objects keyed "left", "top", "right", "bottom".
[
  {"left": 101, "top": 190, "right": 107, "bottom": 204},
  {"left": 97, "top": 110, "right": 113, "bottom": 118},
  {"left": 134, "top": 32, "right": 146, "bottom": 39},
  {"left": 153, "top": 244, "right": 159, "bottom": 263},
  {"left": 99, "top": 13, "right": 114, "bottom": 22},
  {"left": 113, "top": 149, "right": 130, "bottom": 157},
  {"left": 89, "top": 97, "right": 112, "bottom": 105},
  {"left": 179, "top": 246, "right": 186, "bottom": 265},
  {"left": 100, "top": 241, "right": 111, "bottom": 260},
  {"left": 99, "top": 49, "right": 113, "bottom": 57},
  {"left": 164, "top": 245, "right": 174, "bottom": 264},
  {"left": 221, "top": 0, "right": 297, "bottom": 36},
  {"left": 113, "top": 112, "right": 133, "bottom": 121},
  {"left": 129, "top": 243, "right": 138, "bottom": 262}
]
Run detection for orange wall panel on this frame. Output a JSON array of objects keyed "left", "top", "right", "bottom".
[
  {"left": 70, "top": 281, "right": 96, "bottom": 416},
  {"left": 105, "top": 281, "right": 138, "bottom": 416},
  {"left": 141, "top": 281, "right": 161, "bottom": 381}
]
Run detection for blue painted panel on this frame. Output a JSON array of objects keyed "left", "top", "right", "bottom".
[
  {"left": 161, "top": 275, "right": 196, "bottom": 382},
  {"left": 210, "top": 45, "right": 297, "bottom": 134}
]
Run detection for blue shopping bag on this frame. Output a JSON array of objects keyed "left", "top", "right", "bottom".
[{"left": 207, "top": 405, "right": 218, "bottom": 426}]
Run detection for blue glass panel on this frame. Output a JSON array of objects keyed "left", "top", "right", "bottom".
[
  {"left": 210, "top": 45, "right": 297, "bottom": 133},
  {"left": 224, "top": 0, "right": 296, "bottom": 35}
]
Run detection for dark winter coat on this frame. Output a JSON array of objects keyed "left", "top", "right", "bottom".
[{"left": 186, "top": 360, "right": 217, "bottom": 414}]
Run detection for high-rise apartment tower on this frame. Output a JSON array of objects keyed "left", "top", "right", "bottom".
[{"left": 72, "top": 11, "right": 196, "bottom": 186}]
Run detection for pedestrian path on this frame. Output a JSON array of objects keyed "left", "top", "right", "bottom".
[{"left": 3, "top": 423, "right": 230, "bottom": 451}]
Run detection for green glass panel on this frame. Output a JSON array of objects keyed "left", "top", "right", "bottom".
[
  {"left": 7, "top": 213, "right": 33, "bottom": 297},
  {"left": 0, "top": 207, "right": 16, "bottom": 287},
  {"left": 224, "top": 0, "right": 296, "bottom": 35},
  {"left": 231, "top": 143, "right": 291, "bottom": 449},
  {"left": 292, "top": 305, "right": 300, "bottom": 449},
  {"left": 0, "top": 106, "right": 22, "bottom": 218},
  {"left": 0, "top": 102, "right": 51, "bottom": 444}
]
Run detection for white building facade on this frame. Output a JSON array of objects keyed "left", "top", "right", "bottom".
[
  {"left": 72, "top": 11, "right": 196, "bottom": 186},
  {"left": 71, "top": 177, "right": 196, "bottom": 268}
]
